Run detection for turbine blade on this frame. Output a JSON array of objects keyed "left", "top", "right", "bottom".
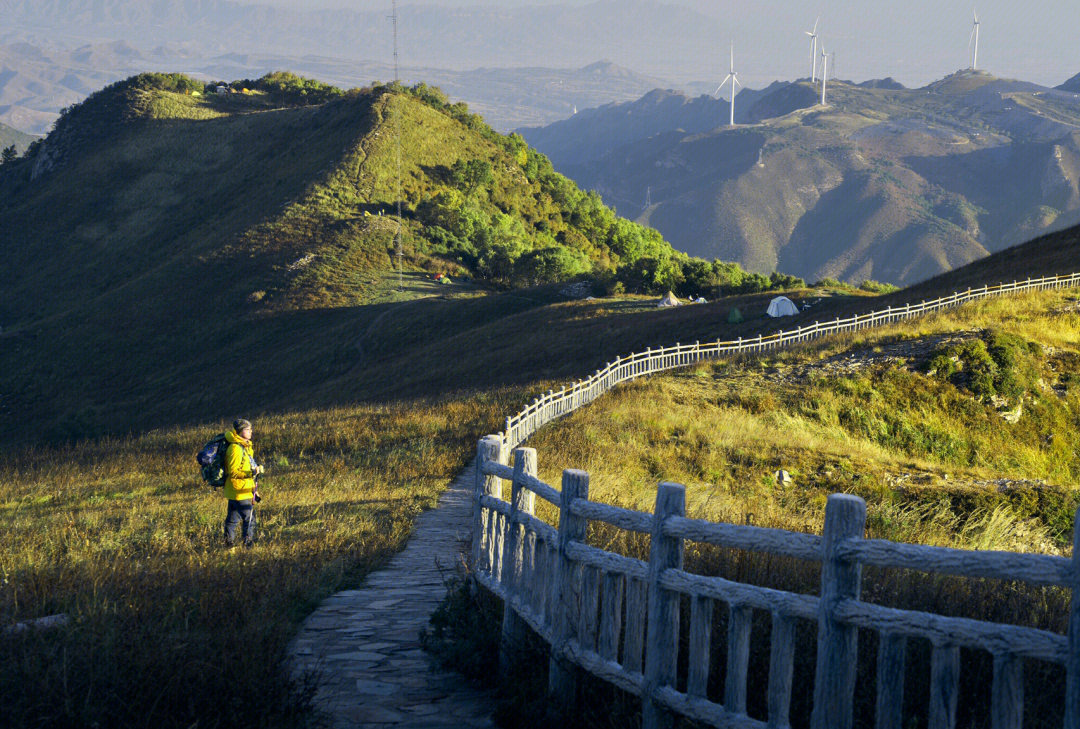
[
  {"left": 733, "top": 76, "right": 742, "bottom": 89},
  {"left": 813, "top": 16, "right": 819, "bottom": 33},
  {"left": 806, "top": 30, "right": 815, "bottom": 36},
  {"left": 969, "top": 26, "right": 976, "bottom": 45}
]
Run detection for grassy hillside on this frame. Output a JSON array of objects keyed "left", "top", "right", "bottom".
[
  {"left": 476, "top": 286, "right": 1080, "bottom": 729},
  {"left": 526, "top": 71, "right": 1080, "bottom": 286},
  {"left": 3, "top": 72, "right": 793, "bottom": 445},
  {"left": 3, "top": 228, "right": 1078, "bottom": 727}
]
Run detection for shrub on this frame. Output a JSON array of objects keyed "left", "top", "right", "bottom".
[{"left": 859, "top": 279, "right": 900, "bottom": 294}]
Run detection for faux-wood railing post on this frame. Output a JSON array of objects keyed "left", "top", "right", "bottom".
[
  {"left": 548, "top": 469, "right": 589, "bottom": 720},
  {"left": 811, "top": 493, "right": 867, "bottom": 729},
  {"left": 643, "top": 482, "right": 686, "bottom": 729},
  {"left": 472, "top": 435, "right": 503, "bottom": 572},
  {"left": 500, "top": 447, "right": 537, "bottom": 670},
  {"left": 1064, "top": 504, "right": 1080, "bottom": 727}
]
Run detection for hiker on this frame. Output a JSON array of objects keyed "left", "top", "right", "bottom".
[{"left": 223, "top": 418, "right": 262, "bottom": 547}]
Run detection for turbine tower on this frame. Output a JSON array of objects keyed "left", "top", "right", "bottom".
[
  {"left": 805, "top": 17, "right": 820, "bottom": 82},
  {"left": 820, "top": 44, "right": 829, "bottom": 106},
  {"left": 715, "top": 43, "right": 741, "bottom": 127},
  {"left": 969, "top": 9, "right": 980, "bottom": 70},
  {"left": 391, "top": 0, "right": 403, "bottom": 291}
]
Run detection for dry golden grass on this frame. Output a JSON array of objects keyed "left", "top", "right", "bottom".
[
  {"left": 526, "top": 290, "right": 1080, "bottom": 555},
  {"left": 0, "top": 394, "right": 518, "bottom": 728},
  {"left": 495, "top": 290, "right": 1080, "bottom": 729}
]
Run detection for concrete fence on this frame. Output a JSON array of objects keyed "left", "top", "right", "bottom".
[
  {"left": 472, "top": 438, "right": 1080, "bottom": 729},
  {"left": 499, "top": 272, "right": 1080, "bottom": 450},
  {"left": 468, "top": 272, "right": 1080, "bottom": 727}
]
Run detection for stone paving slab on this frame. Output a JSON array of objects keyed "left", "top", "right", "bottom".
[{"left": 288, "top": 461, "right": 496, "bottom": 728}]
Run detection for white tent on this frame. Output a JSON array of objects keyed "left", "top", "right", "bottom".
[
  {"left": 766, "top": 296, "right": 800, "bottom": 317},
  {"left": 657, "top": 291, "right": 681, "bottom": 307}
]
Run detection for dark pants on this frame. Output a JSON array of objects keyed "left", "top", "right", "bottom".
[{"left": 224, "top": 499, "right": 256, "bottom": 545}]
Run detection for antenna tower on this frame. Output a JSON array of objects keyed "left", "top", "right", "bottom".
[
  {"left": 392, "top": 0, "right": 403, "bottom": 291},
  {"left": 643, "top": 186, "right": 652, "bottom": 209}
]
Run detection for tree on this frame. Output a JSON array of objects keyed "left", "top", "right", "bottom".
[
  {"left": 0, "top": 146, "right": 16, "bottom": 165},
  {"left": 449, "top": 158, "right": 492, "bottom": 195},
  {"left": 513, "top": 247, "right": 590, "bottom": 287},
  {"left": 618, "top": 255, "right": 684, "bottom": 294}
]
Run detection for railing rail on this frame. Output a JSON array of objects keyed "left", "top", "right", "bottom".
[
  {"left": 474, "top": 443, "right": 1080, "bottom": 729},
  {"left": 466, "top": 272, "right": 1080, "bottom": 727}
]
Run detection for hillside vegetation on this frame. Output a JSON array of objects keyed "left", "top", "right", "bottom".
[
  {"left": 0, "top": 72, "right": 802, "bottom": 445},
  {"left": 523, "top": 71, "right": 1080, "bottom": 287}
]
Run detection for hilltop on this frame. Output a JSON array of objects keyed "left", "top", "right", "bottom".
[
  {"left": 0, "top": 40, "right": 668, "bottom": 134},
  {"left": 522, "top": 70, "right": 1080, "bottom": 286}
]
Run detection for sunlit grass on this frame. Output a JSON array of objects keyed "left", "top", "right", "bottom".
[
  {"left": 527, "top": 290, "right": 1080, "bottom": 555},
  {"left": 0, "top": 395, "right": 515, "bottom": 728}
]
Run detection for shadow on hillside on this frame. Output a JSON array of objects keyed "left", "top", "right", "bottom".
[{"left": 7, "top": 223, "right": 1080, "bottom": 447}]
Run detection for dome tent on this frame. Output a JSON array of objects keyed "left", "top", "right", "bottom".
[
  {"left": 766, "top": 296, "right": 799, "bottom": 317},
  {"left": 657, "top": 291, "right": 681, "bottom": 307}
]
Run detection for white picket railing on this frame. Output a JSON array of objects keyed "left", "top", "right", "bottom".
[
  {"left": 499, "top": 272, "right": 1080, "bottom": 450},
  {"left": 468, "top": 271, "right": 1080, "bottom": 728},
  {"left": 472, "top": 439, "right": 1080, "bottom": 729}
]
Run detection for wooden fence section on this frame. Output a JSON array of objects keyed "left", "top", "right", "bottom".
[
  {"left": 500, "top": 272, "right": 1080, "bottom": 450},
  {"left": 471, "top": 438, "right": 1080, "bottom": 729}
]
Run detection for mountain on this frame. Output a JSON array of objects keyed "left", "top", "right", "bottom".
[
  {"left": 0, "top": 72, "right": 691, "bottom": 442},
  {"left": 0, "top": 120, "right": 36, "bottom": 152},
  {"left": 0, "top": 40, "right": 668, "bottom": 134},
  {"left": 1057, "top": 72, "right": 1080, "bottom": 94},
  {"left": 518, "top": 88, "right": 730, "bottom": 170},
  {"left": 523, "top": 70, "right": 1080, "bottom": 286}
]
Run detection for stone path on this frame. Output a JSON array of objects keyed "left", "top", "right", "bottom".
[{"left": 288, "top": 461, "right": 495, "bottom": 728}]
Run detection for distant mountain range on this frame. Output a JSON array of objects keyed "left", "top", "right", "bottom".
[
  {"left": 521, "top": 70, "right": 1080, "bottom": 286},
  {"left": 0, "top": 40, "right": 667, "bottom": 134},
  {"left": 1, "top": 0, "right": 723, "bottom": 77}
]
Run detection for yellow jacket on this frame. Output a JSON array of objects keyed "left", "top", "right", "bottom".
[{"left": 224, "top": 428, "right": 257, "bottom": 501}]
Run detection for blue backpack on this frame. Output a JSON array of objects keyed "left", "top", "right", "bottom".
[{"left": 196, "top": 433, "right": 228, "bottom": 488}]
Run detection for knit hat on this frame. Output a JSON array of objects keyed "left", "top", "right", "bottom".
[{"left": 233, "top": 418, "right": 252, "bottom": 432}]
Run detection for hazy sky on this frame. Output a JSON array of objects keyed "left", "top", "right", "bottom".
[{"left": 241, "top": 0, "right": 1080, "bottom": 88}]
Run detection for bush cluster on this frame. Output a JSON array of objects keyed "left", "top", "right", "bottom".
[
  {"left": 924, "top": 329, "right": 1042, "bottom": 402},
  {"left": 230, "top": 71, "right": 344, "bottom": 106}
]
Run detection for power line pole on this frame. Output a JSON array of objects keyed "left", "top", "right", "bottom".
[{"left": 392, "top": 0, "right": 403, "bottom": 292}]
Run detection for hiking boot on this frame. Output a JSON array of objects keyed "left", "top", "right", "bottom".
[
  {"left": 224, "top": 538, "right": 236, "bottom": 548},
  {"left": 243, "top": 540, "right": 254, "bottom": 549}
]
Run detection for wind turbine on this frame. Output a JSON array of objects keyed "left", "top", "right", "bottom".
[
  {"left": 969, "top": 9, "right": 980, "bottom": 70},
  {"left": 805, "top": 17, "right": 820, "bottom": 82},
  {"left": 820, "top": 43, "right": 829, "bottom": 106},
  {"left": 716, "top": 43, "right": 741, "bottom": 126}
]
